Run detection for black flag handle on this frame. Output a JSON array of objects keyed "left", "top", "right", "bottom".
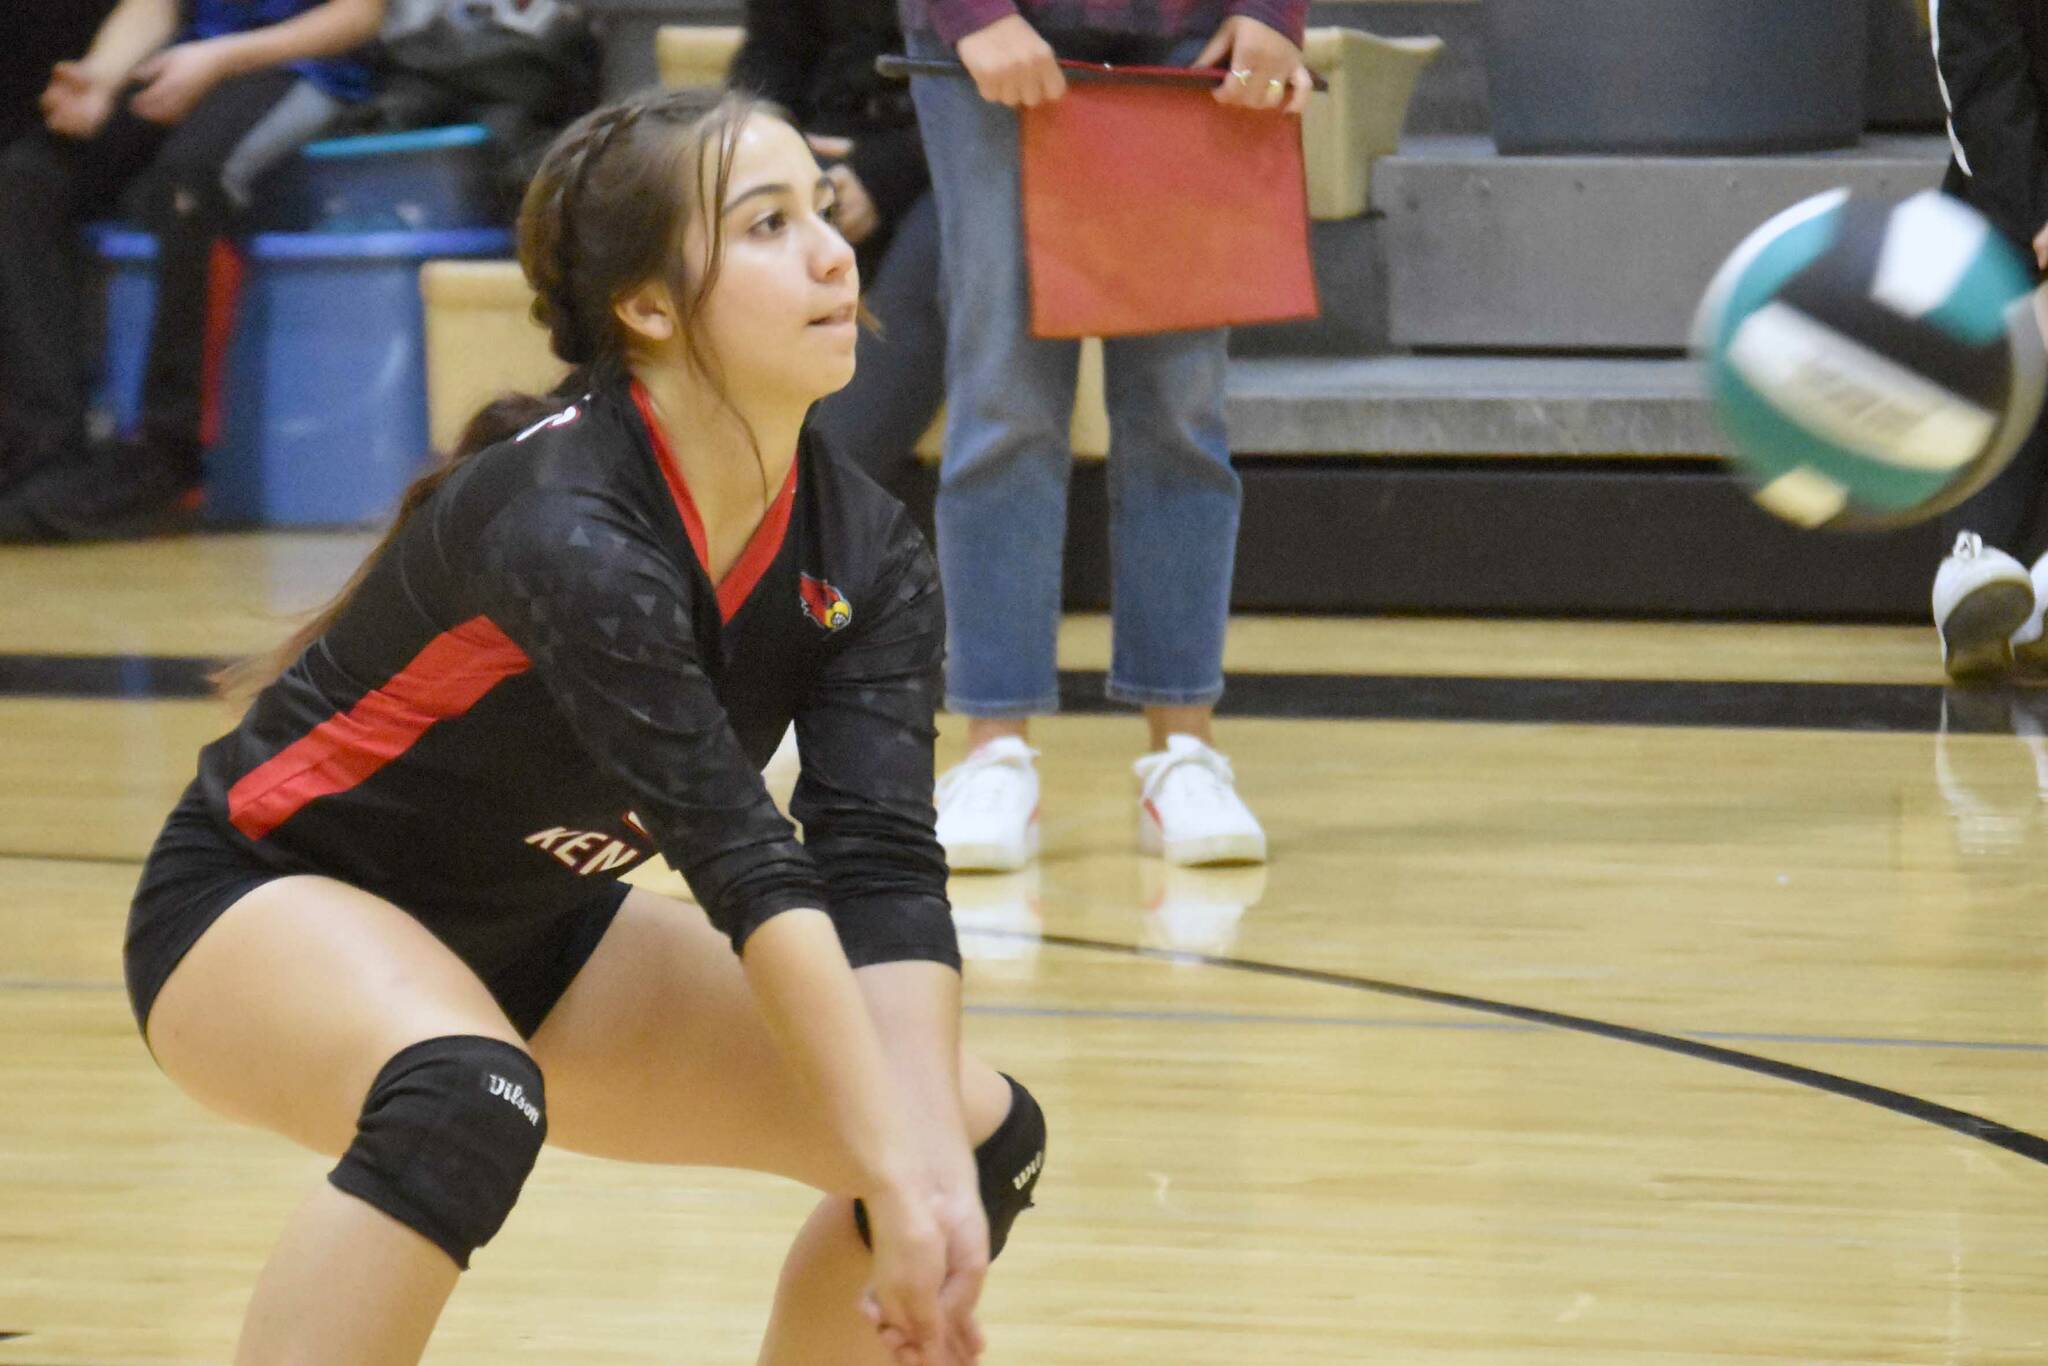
[{"left": 875, "top": 54, "right": 1327, "bottom": 92}]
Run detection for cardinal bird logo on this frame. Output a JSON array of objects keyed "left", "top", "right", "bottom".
[{"left": 799, "top": 573, "right": 852, "bottom": 631}]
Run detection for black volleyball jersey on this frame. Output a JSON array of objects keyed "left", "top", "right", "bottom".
[{"left": 189, "top": 380, "right": 956, "bottom": 969}]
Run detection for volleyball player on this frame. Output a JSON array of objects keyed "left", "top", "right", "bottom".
[{"left": 125, "top": 89, "right": 1044, "bottom": 1366}]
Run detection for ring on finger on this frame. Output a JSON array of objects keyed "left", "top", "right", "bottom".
[{"left": 1230, "top": 66, "right": 1252, "bottom": 84}]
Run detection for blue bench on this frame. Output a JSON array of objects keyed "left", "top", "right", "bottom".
[
  {"left": 95, "top": 223, "right": 513, "bottom": 526},
  {"left": 261, "top": 124, "right": 500, "bottom": 233}
]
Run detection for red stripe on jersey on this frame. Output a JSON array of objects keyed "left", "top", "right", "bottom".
[
  {"left": 716, "top": 461, "right": 797, "bottom": 622},
  {"left": 227, "top": 616, "right": 531, "bottom": 840},
  {"left": 634, "top": 380, "right": 712, "bottom": 570},
  {"left": 631, "top": 379, "right": 798, "bottom": 623}
]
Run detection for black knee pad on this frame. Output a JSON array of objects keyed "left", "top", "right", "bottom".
[
  {"left": 328, "top": 1035, "right": 546, "bottom": 1270},
  {"left": 975, "top": 1074, "right": 1045, "bottom": 1258},
  {"left": 854, "top": 1074, "right": 1046, "bottom": 1259}
]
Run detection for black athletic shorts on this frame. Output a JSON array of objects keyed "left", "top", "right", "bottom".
[{"left": 125, "top": 785, "right": 630, "bottom": 1041}]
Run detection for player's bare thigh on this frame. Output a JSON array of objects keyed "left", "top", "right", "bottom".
[
  {"left": 145, "top": 874, "right": 525, "bottom": 1157},
  {"left": 528, "top": 887, "right": 1012, "bottom": 1186}
]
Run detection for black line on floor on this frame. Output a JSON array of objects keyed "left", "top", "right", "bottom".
[
  {"left": 0, "top": 850, "right": 149, "bottom": 867},
  {"left": 1030, "top": 931, "right": 2048, "bottom": 1168},
  {"left": 0, "top": 654, "right": 217, "bottom": 699},
  {"left": 2, "top": 884, "right": 2039, "bottom": 1161},
  {"left": 5, "top": 651, "right": 2025, "bottom": 735},
  {"left": 1058, "top": 669, "right": 1990, "bottom": 733}
]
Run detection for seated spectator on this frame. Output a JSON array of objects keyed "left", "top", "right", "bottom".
[
  {"left": 728, "top": 0, "right": 942, "bottom": 523},
  {"left": 330, "top": 0, "right": 601, "bottom": 222},
  {"left": 0, "top": 0, "right": 384, "bottom": 541},
  {"left": 0, "top": 5, "right": 116, "bottom": 149}
]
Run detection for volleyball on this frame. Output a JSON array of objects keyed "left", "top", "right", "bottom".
[{"left": 1694, "top": 188, "right": 2046, "bottom": 530}]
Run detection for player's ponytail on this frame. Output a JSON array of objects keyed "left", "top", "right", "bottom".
[{"left": 214, "top": 90, "right": 773, "bottom": 702}]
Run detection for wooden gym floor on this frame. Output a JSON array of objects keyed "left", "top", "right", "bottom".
[{"left": 4, "top": 533, "right": 2047, "bottom": 1364}]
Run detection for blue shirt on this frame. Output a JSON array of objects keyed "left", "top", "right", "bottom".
[{"left": 183, "top": 0, "right": 373, "bottom": 102}]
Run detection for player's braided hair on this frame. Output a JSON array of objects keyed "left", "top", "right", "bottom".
[
  {"left": 526, "top": 98, "right": 655, "bottom": 366},
  {"left": 520, "top": 88, "right": 756, "bottom": 372}
]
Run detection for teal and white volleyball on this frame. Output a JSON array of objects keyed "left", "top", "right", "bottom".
[{"left": 1694, "top": 188, "right": 2046, "bottom": 530}]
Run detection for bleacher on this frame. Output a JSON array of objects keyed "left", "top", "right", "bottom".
[
  {"left": 1207, "top": 0, "right": 1952, "bottom": 619},
  {"left": 560, "top": 0, "right": 1954, "bottom": 619},
  {"left": 1272, "top": 1, "right": 1947, "bottom": 619}
]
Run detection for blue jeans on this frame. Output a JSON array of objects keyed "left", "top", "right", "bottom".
[{"left": 909, "top": 29, "right": 1240, "bottom": 718}]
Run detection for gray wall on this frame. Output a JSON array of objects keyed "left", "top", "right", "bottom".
[{"left": 585, "top": 0, "right": 1942, "bottom": 134}]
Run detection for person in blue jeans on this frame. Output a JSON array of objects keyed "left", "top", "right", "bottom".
[{"left": 901, "top": 0, "right": 1310, "bottom": 872}]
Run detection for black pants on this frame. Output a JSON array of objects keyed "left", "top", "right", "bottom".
[
  {"left": 0, "top": 4, "right": 115, "bottom": 149},
  {"left": 810, "top": 190, "right": 945, "bottom": 535},
  {"left": 0, "top": 68, "right": 300, "bottom": 466}
]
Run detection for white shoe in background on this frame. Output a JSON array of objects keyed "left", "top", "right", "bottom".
[
  {"left": 2011, "top": 548, "right": 2048, "bottom": 677},
  {"left": 1134, "top": 734, "right": 1267, "bottom": 867},
  {"left": 935, "top": 736, "right": 1040, "bottom": 872},
  {"left": 1933, "top": 532, "right": 2035, "bottom": 682}
]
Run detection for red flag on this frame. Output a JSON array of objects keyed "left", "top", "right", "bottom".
[{"left": 1019, "top": 63, "right": 1320, "bottom": 339}]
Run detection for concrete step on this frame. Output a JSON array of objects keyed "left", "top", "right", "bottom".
[
  {"left": 1224, "top": 354, "right": 1721, "bottom": 456},
  {"left": 1373, "top": 134, "right": 1948, "bottom": 352},
  {"left": 1311, "top": 0, "right": 1940, "bottom": 137}
]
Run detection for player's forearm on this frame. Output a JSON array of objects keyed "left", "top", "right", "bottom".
[
  {"left": 78, "top": 0, "right": 181, "bottom": 86},
  {"left": 210, "top": 0, "right": 384, "bottom": 78},
  {"left": 856, "top": 959, "right": 970, "bottom": 1156},
  {"left": 741, "top": 909, "right": 931, "bottom": 1195}
]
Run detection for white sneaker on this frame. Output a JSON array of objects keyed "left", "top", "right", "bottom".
[
  {"left": 2013, "top": 549, "right": 2048, "bottom": 677},
  {"left": 1933, "top": 532, "right": 2035, "bottom": 682},
  {"left": 1135, "top": 735, "right": 1267, "bottom": 866},
  {"left": 935, "top": 737, "right": 1040, "bottom": 873}
]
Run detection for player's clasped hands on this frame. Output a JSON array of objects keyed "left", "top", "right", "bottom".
[{"left": 862, "top": 1164, "right": 992, "bottom": 1366}]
